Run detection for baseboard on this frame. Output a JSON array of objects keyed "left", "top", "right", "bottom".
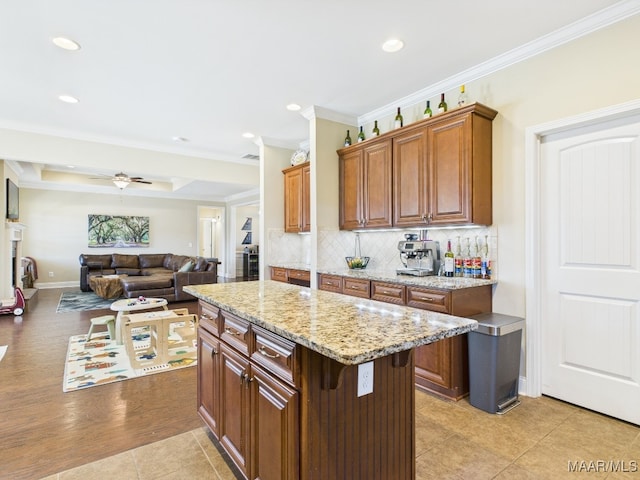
[{"left": 34, "top": 281, "right": 78, "bottom": 289}]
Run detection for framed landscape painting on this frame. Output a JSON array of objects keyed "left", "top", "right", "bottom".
[{"left": 88, "top": 215, "right": 149, "bottom": 248}]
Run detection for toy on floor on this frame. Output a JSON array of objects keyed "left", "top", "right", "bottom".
[{"left": 0, "top": 287, "right": 25, "bottom": 316}]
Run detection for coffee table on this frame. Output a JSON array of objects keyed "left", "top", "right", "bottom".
[
  {"left": 110, "top": 297, "right": 168, "bottom": 344},
  {"left": 89, "top": 274, "right": 125, "bottom": 299}
]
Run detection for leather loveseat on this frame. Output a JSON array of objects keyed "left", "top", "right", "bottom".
[{"left": 79, "top": 253, "right": 220, "bottom": 302}]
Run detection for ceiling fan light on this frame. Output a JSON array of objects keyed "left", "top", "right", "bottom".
[{"left": 113, "top": 179, "right": 129, "bottom": 189}]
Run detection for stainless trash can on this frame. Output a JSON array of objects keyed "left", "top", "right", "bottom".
[{"left": 468, "top": 313, "right": 525, "bottom": 414}]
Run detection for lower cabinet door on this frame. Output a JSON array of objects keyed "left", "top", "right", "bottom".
[
  {"left": 220, "top": 343, "right": 251, "bottom": 477},
  {"left": 250, "top": 364, "right": 299, "bottom": 480},
  {"left": 197, "top": 327, "right": 220, "bottom": 438}
]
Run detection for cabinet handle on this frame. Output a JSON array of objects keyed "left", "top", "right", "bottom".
[
  {"left": 201, "top": 313, "right": 210, "bottom": 320},
  {"left": 224, "top": 327, "right": 240, "bottom": 336},
  {"left": 326, "top": 281, "right": 333, "bottom": 286},
  {"left": 258, "top": 346, "right": 280, "bottom": 359},
  {"left": 240, "top": 372, "right": 248, "bottom": 385}
]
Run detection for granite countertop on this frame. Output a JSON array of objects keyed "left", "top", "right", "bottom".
[
  {"left": 269, "top": 264, "right": 495, "bottom": 290},
  {"left": 184, "top": 281, "right": 477, "bottom": 365},
  {"left": 318, "top": 267, "right": 497, "bottom": 290}
]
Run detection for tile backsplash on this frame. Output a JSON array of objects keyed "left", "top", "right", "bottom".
[{"left": 268, "top": 226, "right": 498, "bottom": 276}]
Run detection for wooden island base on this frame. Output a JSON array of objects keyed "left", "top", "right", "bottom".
[{"left": 300, "top": 348, "right": 415, "bottom": 480}]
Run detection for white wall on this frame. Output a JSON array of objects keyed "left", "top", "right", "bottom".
[{"left": 20, "top": 188, "right": 220, "bottom": 288}]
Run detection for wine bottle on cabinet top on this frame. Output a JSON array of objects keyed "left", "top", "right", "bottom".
[
  {"left": 357, "top": 126, "right": 365, "bottom": 143},
  {"left": 344, "top": 130, "right": 352, "bottom": 147},
  {"left": 438, "top": 93, "right": 447, "bottom": 113},
  {"left": 423, "top": 100, "right": 432, "bottom": 119},
  {"left": 394, "top": 107, "right": 403, "bottom": 128},
  {"left": 458, "top": 85, "right": 467, "bottom": 107},
  {"left": 372, "top": 120, "right": 380, "bottom": 137}
]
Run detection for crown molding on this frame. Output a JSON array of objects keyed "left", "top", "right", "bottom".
[
  {"left": 359, "top": 0, "right": 640, "bottom": 126},
  {"left": 301, "top": 105, "right": 357, "bottom": 126}
]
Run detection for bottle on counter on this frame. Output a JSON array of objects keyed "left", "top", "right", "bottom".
[
  {"left": 344, "top": 130, "right": 352, "bottom": 147},
  {"left": 457, "top": 85, "right": 467, "bottom": 107},
  {"left": 463, "top": 237, "right": 473, "bottom": 278},
  {"left": 372, "top": 120, "right": 380, "bottom": 137},
  {"left": 394, "top": 107, "right": 403, "bottom": 128},
  {"left": 481, "top": 234, "right": 492, "bottom": 279},
  {"left": 438, "top": 93, "right": 448, "bottom": 114},
  {"left": 423, "top": 100, "right": 432, "bottom": 119},
  {"left": 357, "top": 126, "right": 365, "bottom": 143},
  {"left": 444, "top": 240, "right": 455, "bottom": 277},
  {"left": 472, "top": 236, "right": 482, "bottom": 278},
  {"left": 454, "top": 236, "right": 463, "bottom": 277}
]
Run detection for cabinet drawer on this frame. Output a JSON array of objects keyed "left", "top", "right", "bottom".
[
  {"left": 343, "top": 278, "right": 371, "bottom": 298},
  {"left": 288, "top": 268, "right": 310, "bottom": 282},
  {"left": 271, "top": 267, "right": 288, "bottom": 283},
  {"left": 251, "top": 325, "right": 299, "bottom": 388},
  {"left": 318, "top": 274, "right": 343, "bottom": 293},
  {"left": 220, "top": 311, "right": 251, "bottom": 355},
  {"left": 406, "top": 287, "right": 451, "bottom": 313},
  {"left": 199, "top": 301, "right": 220, "bottom": 336},
  {"left": 371, "top": 281, "right": 406, "bottom": 305}
]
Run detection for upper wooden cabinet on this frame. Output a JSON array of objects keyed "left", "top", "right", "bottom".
[
  {"left": 339, "top": 138, "right": 393, "bottom": 230},
  {"left": 339, "top": 103, "right": 497, "bottom": 230},
  {"left": 283, "top": 163, "right": 310, "bottom": 233}
]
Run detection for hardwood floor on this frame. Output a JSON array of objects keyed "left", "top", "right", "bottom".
[{"left": 0, "top": 288, "right": 202, "bottom": 480}]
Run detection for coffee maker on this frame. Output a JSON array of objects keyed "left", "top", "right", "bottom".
[{"left": 396, "top": 230, "right": 441, "bottom": 276}]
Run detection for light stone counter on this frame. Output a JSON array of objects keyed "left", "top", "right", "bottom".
[
  {"left": 318, "top": 267, "right": 497, "bottom": 289},
  {"left": 185, "top": 280, "right": 477, "bottom": 365}
]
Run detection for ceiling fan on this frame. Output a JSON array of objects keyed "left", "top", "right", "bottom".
[{"left": 90, "top": 172, "right": 152, "bottom": 189}]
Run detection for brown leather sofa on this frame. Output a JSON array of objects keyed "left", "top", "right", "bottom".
[{"left": 79, "top": 253, "right": 220, "bottom": 302}]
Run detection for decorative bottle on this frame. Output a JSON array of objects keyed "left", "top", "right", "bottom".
[
  {"left": 344, "top": 130, "right": 352, "bottom": 147},
  {"left": 457, "top": 85, "right": 467, "bottom": 107},
  {"left": 444, "top": 240, "right": 455, "bottom": 277},
  {"left": 394, "top": 107, "right": 403, "bottom": 128},
  {"left": 423, "top": 100, "right": 432, "bottom": 119},
  {"left": 357, "top": 126, "right": 365, "bottom": 143},
  {"left": 372, "top": 120, "right": 380, "bottom": 137},
  {"left": 454, "top": 236, "right": 463, "bottom": 277},
  {"left": 438, "top": 93, "right": 447, "bottom": 114},
  {"left": 481, "top": 235, "right": 492, "bottom": 279},
  {"left": 472, "top": 236, "right": 482, "bottom": 278}
]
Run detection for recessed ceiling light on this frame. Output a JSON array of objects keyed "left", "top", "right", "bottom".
[
  {"left": 52, "top": 36, "right": 81, "bottom": 51},
  {"left": 242, "top": 132, "right": 255, "bottom": 139},
  {"left": 172, "top": 136, "right": 189, "bottom": 142},
  {"left": 58, "top": 94, "right": 79, "bottom": 104},
  {"left": 286, "top": 103, "right": 301, "bottom": 112},
  {"left": 382, "top": 38, "right": 404, "bottom": 53}
]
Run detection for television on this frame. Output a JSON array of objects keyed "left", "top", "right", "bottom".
[{"left": 6, "top": 178, "right": 19, "bottom": 220}]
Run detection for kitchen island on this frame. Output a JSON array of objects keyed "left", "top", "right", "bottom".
[{"left": 185, "top": 281, "right": 477, "bottom": 480}]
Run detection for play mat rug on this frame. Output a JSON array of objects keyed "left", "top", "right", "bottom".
[{"left": 63, "top": 323, "right": 196, "bottom": 392}]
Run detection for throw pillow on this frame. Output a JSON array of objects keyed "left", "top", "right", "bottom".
[{"left": 178, "top": 260, "right": 193, "bottom": 272}]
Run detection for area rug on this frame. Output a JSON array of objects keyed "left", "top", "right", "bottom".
[
  {"left": 56, "top": 290, "right": 118, "bottom": 313},
  {"left": 63, "top": 322, "right": 197, "bottom": 392}
]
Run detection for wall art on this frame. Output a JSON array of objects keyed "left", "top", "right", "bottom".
[{"left": 88, "top": 214, "right": 149, "bottom": 248}]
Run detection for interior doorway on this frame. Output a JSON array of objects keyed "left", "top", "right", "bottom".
[{"left": 197, "top": 206, "right": 225, "bottom": 275}]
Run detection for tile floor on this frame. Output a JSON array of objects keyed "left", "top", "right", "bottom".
[{"left": 41, "top": 391, "right": 640, "bottom": 480}]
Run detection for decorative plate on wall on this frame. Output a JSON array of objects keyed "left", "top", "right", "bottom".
[{"left": 291, "top": 150, "right": 308, "bottom": 166}]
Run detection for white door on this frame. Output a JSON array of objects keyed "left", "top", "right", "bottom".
[{"left": 540, "top": 116, "right": 640, "bottom": 425}]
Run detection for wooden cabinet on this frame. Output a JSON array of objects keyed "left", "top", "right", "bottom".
[
  {"left": 393, "top": 125, "right": 429, "bottom": 227},
  {"left": 270, "top": 266, "right": 310, "bottom": 287},
  {"left": 198, "top": 301, "right": 300, "bottom": 480},
  {"left": 427, "top": 107, "right": 494, "bottom": 226},
  {"left": 409, "top": 284, "right": 492, "bottom": 400},
  {"left": 317, "top": 273, "right": 492, "bottom": 400},
  {"left": 283, "top": 163, "right": 310, "bottom": 233},
  {"left": 339, "top": 138, "right": 393, "bottom": 230},
  {"left": 197, "top": 326, "right": 220, "bottom": 438},
  {"left": 340, "top": 103, "right": 497, "bottom": 230}
]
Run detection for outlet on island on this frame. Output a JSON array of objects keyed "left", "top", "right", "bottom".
[
  {"left": 48, "top": 271, "right": 54, "bottom": 277},
  {"left": 357, "top": 361, "right": 374, "bottom": 397}
]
